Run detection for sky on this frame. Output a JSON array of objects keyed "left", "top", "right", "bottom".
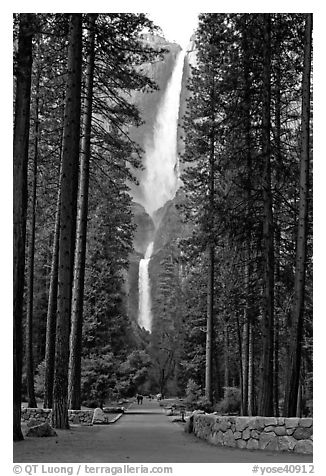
[{"left": 147, "top": 10, "right": 199, "bottom": 49}]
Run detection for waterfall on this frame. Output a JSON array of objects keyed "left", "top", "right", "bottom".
[
  {"left": 138, "top": 242, "right": 154, "bottom": 331},
  {"left": 140, "top": 49, "right": 185, "bottom": 216},
  {"left": 137, "top": 49, "right": 185, "bottom": 332}
]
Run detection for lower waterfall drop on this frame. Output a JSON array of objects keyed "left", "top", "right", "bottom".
[{"left": 138, "top": 242, "right": 154, "bottom": 332}]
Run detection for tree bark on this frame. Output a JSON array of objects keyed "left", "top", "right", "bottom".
[
  {"left": 13, "top": 13, "right": 35, "bottom": 441},
  {"left": 241, "top": 16, "right": 253, "bottom": 416},
  {"left": 258, "top": 13, "right": 275, "bottom": 416},
  {"left": 283, "top": 13, "right": 312, "bottom": 417},
  {"left": 43, "top": 162, "right": 62, "bottom": 409},
  {"left": 52, "top": 14, "right": 82, "bottom": 429},
  {"left": 205, "top": 81, "right": 216, "bottom": 403},
  {"left": 236, "top": 315, "right": 244, "bottom": 416},
  {"left": 68, "top": 14, "right": 96, "bottom": 410},
  {"left": 247, "top": 320, "right": 254, "bottom": 415},
  {"left": 25, "top": 67, "right": 40, "bottom": 409},
  {"left": 205, "top": 243, "right": 214, "bottom": 402},
  {"left": 224, "top": 324, "right": 230, "bottom": 388}
]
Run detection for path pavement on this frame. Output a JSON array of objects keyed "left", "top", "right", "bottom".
[{"left": 14, "top": 400, "right": 313, "bottom": 463}]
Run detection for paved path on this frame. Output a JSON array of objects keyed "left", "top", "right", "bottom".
[{"left": 14, "top": 400, "right": 313, "bottom": 463}]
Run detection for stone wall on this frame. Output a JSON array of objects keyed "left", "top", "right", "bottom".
[
  {"left": 21, "top": 408, "right": 52, "bottom": 426},
  {"left": 21, "top": 408, "right": 94, "bottom": 426},
  {"left": 192, "top": 415, "right": 313, "bottom": 455},
  {"left": 68, "top": 410, "right": 94, "bottom": 425}
]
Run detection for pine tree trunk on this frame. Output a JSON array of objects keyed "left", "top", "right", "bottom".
[
  {"left": 205, "top": 243, "right": 214, "bottom": 402},
  {"left": 224, "top": 324, "right": 230, "bottom": 388},
  {"left": 283, "top": 13, "right": 312, "bottom": 417},
  {"left": 247, "top": 320, "right": 254, "bottom": 416},
  {"left": 205, "top": 96, "right": 215, "bottom": 402},
  {"left": 236, "top": 315, "right": 244, "bottom": 416},
  {"left": 13, "top": 13, "right": 34, "bottom": 441},
  {"left": 272, "top": 16, "right": 283, "bottom": 419},
  {"left": 258, "top": 13, "right": 274, "bottom": 416},
  {"left": 68, "top": 14, "right": 96, "bottom": 410},
  {"left": 242, "top": 316, "right": 249, "bottom": 415},
  {"left": 43, "top": 163, "right": 62, "bottom": 409},
  {"left": 241, "top": 17, "right": 252, "bottom": 416},
  {"left": 52, "top": 14, "right": 82, "bottom": 429},
  {"left": 26, "top": 68, "right": 40, "bottom": 409}
]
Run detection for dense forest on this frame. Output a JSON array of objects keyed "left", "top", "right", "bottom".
[{"left": 13, "top": 13, "right": 312, "bottom": 442}]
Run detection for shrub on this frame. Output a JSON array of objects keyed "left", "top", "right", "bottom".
[
  {"left": 185, "top": 378, "right": 202, "bottom": 404},
  {"left": 195, "top": 396, "right": 214, "bottom": 413},
  {"left": 82, "top": 399, "right": 102, "bottom": 408},
  {"left": 215, "top": 387, "right": 241, "bottom": 414}
]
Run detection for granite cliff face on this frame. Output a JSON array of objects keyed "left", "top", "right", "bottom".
[{"left": 125, "top": 34, "right": 192, "bottom": 333}]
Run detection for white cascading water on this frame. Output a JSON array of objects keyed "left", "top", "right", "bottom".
[
  {"left": 138, "top": 242, "right": 154, "bottom": 331},
  {"left": 140, "top": 49, "right": 185, "bottom": 216},
  {"left": 137, "top": 49, "right": 185, "bottom": 332}
]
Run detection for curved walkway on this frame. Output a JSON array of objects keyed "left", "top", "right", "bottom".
[{"left": 14, "top": 400, "right": 313, "bottom": 463}]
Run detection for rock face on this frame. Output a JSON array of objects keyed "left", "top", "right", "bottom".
[
  {"left": 192, "top": 415, "right": 313, "bottom": 455},
  {"left": 26, "top": 422, "right": 57, "bottom": 438},
  {"left": 124, "top": 33, "right": 191, "bottom": 338},
  {"left": 127, "top": 36, "right": 183, "bottom": 207}
]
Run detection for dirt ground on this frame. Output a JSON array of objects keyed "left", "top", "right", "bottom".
[{"left": 14, "top": 400, "right": 313, "bottom": 463}]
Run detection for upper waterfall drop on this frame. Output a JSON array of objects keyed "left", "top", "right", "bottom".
[{"left": 140, "top": 49, "right": 185, "bottom": 217}]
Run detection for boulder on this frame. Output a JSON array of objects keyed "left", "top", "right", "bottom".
[
  {"left": 235, "top": 417, "right": 250, "bottom": 432},
  {"left": 247, "top": 438, "right": 259, "bottom": 450},
  {"left": 234, "top": 431, "right": 242, "bottom": 440},
  {"left": 92, "top": 407, "right": 106, "bottom": 424},
  {"left": 26, "top": 422, "right": 57, "bottom": 437},
  {"left": 265, "top": 436, "right": 279, "bottom": 451},
  {"left": 236, "top": 439, "right": 247, "bottom": 449},
  {"left": 184, "top": 416, "right": 193, "bottom": 433},
  {"left": 263, "top": 417, "right": 278, "bottom": 426},
  {"left": 251, "top": 430, "right": 260, "bottom": 439},
  {"left": 223, "top": 429, "right": 236, "bottom": 447},
  {"left": 259, "top": 432, "right": 275, "bottom": 450},
  {"left": 294, "top": 440, "right": 313, "bottom": 455},
  {"left": 278, "top": 436, "right": 297, "bottom": 452},
  {"left": 249, "top": 417, "right": 265, "bottom": 431},
  {"left": 242, "top": 428, "right": 251, "bottom": 440},
  {"left": 293, "top": 427, "right": 313, "bottom": 440},
  {"left": 219, "top": 419, "right": 231, "bottom": 432},
  {"left": 274, "top": 426, "right": 286, "bottom": 436},
  {"left": 264, "top": 425, "right": 276, "bottom": 433},
  {"left": 70, "top": 414, "right": 80, "bottom": 424},
  {"left": 299, "top": 418, "right": 313, "bottom": 428},
  {"left": 26, "top": 418, "right": 39, "bottom": 428},
  {"left": 286, "top": 428, "right": 295, "bottom": 435},
  {"left": 285, "top": 418, "right": 300, "bottom": 428}
]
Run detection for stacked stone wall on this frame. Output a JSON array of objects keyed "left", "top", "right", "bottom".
[
  {"left": 21, "top": 408, "right": 94, "bottom": 426},
  {"left": 193, "top": 415, "right": 312, "bottom": 454}
]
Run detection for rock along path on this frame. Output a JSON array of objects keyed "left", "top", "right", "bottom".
[{"left": 14, "top": 400, "right": 313, "bottom": 463}]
